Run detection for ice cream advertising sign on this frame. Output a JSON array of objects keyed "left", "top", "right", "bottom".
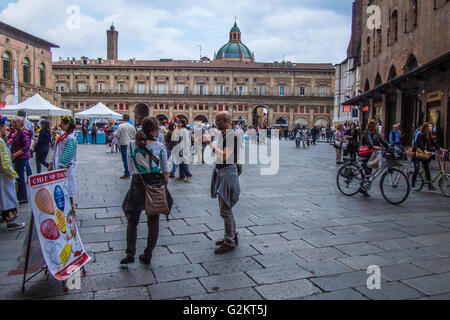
[{"left": 29, "top": 170, "right": 90, "bottom": 281}]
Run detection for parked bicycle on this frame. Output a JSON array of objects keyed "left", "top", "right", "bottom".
[
  {"left": 337, "top": 145, "right": 410, "bottom": 205},
  {"left": 407, "top": 151, "right": 449, "bottom": 197}
]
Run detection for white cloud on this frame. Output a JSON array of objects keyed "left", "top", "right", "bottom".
[{"left": 0, "top": 0, "right": 352, "bottom": 64}]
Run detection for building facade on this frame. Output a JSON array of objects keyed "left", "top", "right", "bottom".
[
  {"left": 0, "top": 21, "right": 60, "bottom": 107},
  {"left": 53, "top": 24, "right": 335, "bottom": 130},
  {"left": 344, "top": 0, "right": 450, "bottom": 148},
  {"left": 334, "top": 0, "right": 362, "bottom": 125}
]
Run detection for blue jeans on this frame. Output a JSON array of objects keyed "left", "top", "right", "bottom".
[
  {"left": 179, "top": 162, "right": 192, "bottom": 179},
  {"left": 120, "top": 145, "right": 130, "bottom": 177},
  {"left": 13, "top": 159, "right": 28, "bottom": 202},
  {"left": 167, "top": 150, "right": 178, "bottom": 176},
  {"left": 25, "top": 159, "right": 32, "bottom": 178}
]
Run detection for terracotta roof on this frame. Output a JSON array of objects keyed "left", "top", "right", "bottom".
[
  {"left": 53, "top": 59, "right": 335, "bottom": 71},
  {"left": 0, "top": 21, "right": 59, "bottom": 49}
]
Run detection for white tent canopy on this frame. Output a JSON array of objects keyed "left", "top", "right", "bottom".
[
  {"left": 74, "top": 102, "right": 122, "bottom": 121},
  {"left": 1, "top": 94, "right": 72, "bottom": 117}
]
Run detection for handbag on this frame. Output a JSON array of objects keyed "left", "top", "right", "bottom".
[
  {"left": 129, "top": 143, "right": 170, "bottom": 218},
  {"left": 334, "top": 140, "right": 342, "bottom": 149},
  {"left": 359, "top": 145, "right": 374, "bottom": 158},
  {"left": 415, "top": 148, "right": 430, "bottom": 160}
]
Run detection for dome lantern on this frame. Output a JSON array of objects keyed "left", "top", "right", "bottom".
[{"left": 215, "top": 22, "right": 254, "bottom": 62}]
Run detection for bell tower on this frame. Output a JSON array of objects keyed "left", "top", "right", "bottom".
[
  {"left": 229, "top": 22, "right": 241, "bottom": 43},
  {"left": 107, "top": 23, "right": 118, "bottom": 61}
]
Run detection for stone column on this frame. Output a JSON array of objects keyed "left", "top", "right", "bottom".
[
  {"left": 129, "top": 103, "right": 136, "bottom": 122},
  {"left": 288, "top": 106, "right": 294, "bottom": 130},
  {"left": 188, "top": 104, "right": 193, "bottom": 123},
  {"left": 309, "top": 107, "right": 315, "bottom": 127},
  {"left": 381, "top": 94, "right": 387, "bottom": 135},
  {"left": 268, "top": 105, "right": 274, "bottom": 127},
  {"left": 396, "top": 89, "right": 403, "bottom": 124},
  {"left": 169, "top": 102, "right": 174, "bottom": 120},
  {"left": 149, "top": 103, "right": 154, "bottom": 117},
  {"left": 248, "top": 106, "right": 253, "bottom": 127}
]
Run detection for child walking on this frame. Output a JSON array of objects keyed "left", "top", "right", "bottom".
[{"left": 48, "top": 116, "right": 77, "bottom": 213}]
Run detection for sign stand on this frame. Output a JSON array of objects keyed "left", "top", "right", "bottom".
[
  {"left": 21, "top": 212, "right": 88, "bottom": 294},
  {"left": 21, "top": 213, "right": 46, "bottom": 294}
]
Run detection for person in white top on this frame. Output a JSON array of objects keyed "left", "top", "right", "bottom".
[{"left": 116, "top": 114, "right": 137, "bottom": 179}]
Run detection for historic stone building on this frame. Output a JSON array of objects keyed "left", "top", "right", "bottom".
[
  {"left": 0, "top": 21, "right": 60, "bottom": 107},
  {"left": 344, "top": 0, "right": 450, "bottom": 148},
  {"left": 53, "top": 23, "right": 335, "bottom": 129},
  {"left": 334, "top": 0, "right": 363, "bottom": 125}
]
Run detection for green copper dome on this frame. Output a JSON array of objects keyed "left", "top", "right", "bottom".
[
  {"left": 230, "top": 22, "right": 240, "bottom": 33},
  {"left": 217, "top": 42, "right": 252, "bottom": 60}
]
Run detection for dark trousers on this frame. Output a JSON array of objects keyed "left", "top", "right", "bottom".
[
  {"left": 25, "top": 159, "right": 32, "bottom": 178},
  {"left": 82, "top": 133, "right": 88, "bottom": 144},
  {"left": 120, "top": 145, "right": 130, "bottom": 176},
  {"left": 13, "top": 159, "right": 28, "bottom": 202},
  {"left": 411, "top": 159, "right": 431, "bottom": 187},
  {"left": 92, "top": 133, "right": 97, "bottom": 144},
  {"left": 35, "top": 149, "right": 49, "bottom": 174},
  {"left": 179, "top": 162, "right": 192, "bottom": 178},
  {"left": 125, "top": 211, "right": 159, "bottom": 259}
]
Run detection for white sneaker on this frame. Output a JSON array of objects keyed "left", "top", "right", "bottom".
[{"left": 7, "top": 222, "right": 25, "bottom": 231}]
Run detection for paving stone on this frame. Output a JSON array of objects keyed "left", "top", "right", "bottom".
[
  {"left": 152, "top": 264, "right": 208, "bottom": 283},
  {"left": 337, "top": 255, "right": 395, "bottom": 271},
  {"left": 280, "top": 229, "right": 332, "bottom": 241},
  {"left": 252, "top": 252, "right": 304, "bottom": 268},
  {"left": 84, "top": 242, "right": 110, "bottom": 253},
  {"left": 150, "top": 253, "right": 190, "bottom": 268},
  {"left": 411, "top": 257, "right": 450, "bottom": 274},
  {"left": 377, "top": 248, "right": 436, "bottom": 264},
  {"left": 380, "top": 263, "right": 431, "bottom": 281},
  {"left": 416, "top": 293, "right": 450, "bottom": 300},
  {"left": 44, "top": 292, "right": 95, "bottom": 300},
  {"left": 292, "top": 247, "right": 348, "bottom": 261},
  {"left": 78, "top": 226, "right": 105, "bottom": 235},
  {"left": 335, "top": 243, "right": 383, "bottom": 256},
  {"left": 169, "top": 224, "right": 211, "bottom": 235},
  {"left": 331, "top": 217, "right": 371, "bottom": 226},
  {"left": 94, "top": 287, "right": 150, "bottom": 300},
  {"left": 157, "top": 234, "right": 209, "bottom": 246},
  {"left": 310, "top": 271, "right": 372, "bottom": 292},
  {"left": 184, "top": 245, "right": 259, "bottom": 264},
  {"left": 369, "top": 238, "right": 422, "bottom": 251},
  {"left": 255, "top": 279, "right": 321, "bottom": 300},
  {"left": 355, "top": 281, "right": 424, "bottom": 300},
  {"left": 292, "top": 219, "right": 340, "bottom": 230},
  {"left": 166, "top": 241, "right": 217, "bottom": 253},
  {"left": 303, "top": 234, "right": 362, "bottom": 248},
  {"left": 403, "top": 272, "right": 450, "bottom": 296},
  {"left": 361, "top": 222, "right": 399, "bottom": 232},
  {"left": 199, "top": 272, "right": 256, "bottom": 293},
  {"left": 202, "top": 257, "right": 263, "bottom": 275},
  {"left": 396, "top": 225, "right": 450, "bottom": 237},
  {"left": 326, "top": 225, "right": 371, "bottom": 235},
  {"left": 191, "top": 288, "right": 263, "bottom": 300},
  {"left": 423, "top": 244, "right": 450, "bottom": 258},
  {"left": 147, "top": 279, "right": 206, "bottom": 300},
  {"left": 296, "top": 259, "right": 354, "bottom": 277},
  {"left": 241, "top": 234, "right": 288, "bottom": 246},
  {"left": 248, "top": 223, "right": 300, "bottom": 235},
  {"left": 251, "top": 239, "right": 314, "bottom": 254},
  {"left": 79, "top": 270, "right": 156, "bottom": 292},
  {"left": 246, "top": 264, "right": 312, "bottom": 285},
  {"left": 408, "top": 232, "right": 450, "bottom": 246},
  {"left": 301, "top": 289, "right": 368, "bottom": 300},
  {"left": 353, "top": 230, "right": 409, "bottom": 242}
]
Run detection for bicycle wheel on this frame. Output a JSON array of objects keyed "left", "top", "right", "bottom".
[
  {"left": 410, "top": 171, "right": 425, "bottom": 192},
  {"left": 439, "top": 175, "right": 450, "bottom": 197},
  {"left": 380, "top": 168, "right": 410, "bottom": 205},
  {"left": 337, "top": 164, "right": 363, "bottom": 196}
]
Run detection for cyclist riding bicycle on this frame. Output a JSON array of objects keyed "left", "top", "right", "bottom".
[
  {"left": 411, "top": 122, "right": 447, "bottom": 191},
  {"left": 359, "top": 120, "right": 390, "bottom": 197}
]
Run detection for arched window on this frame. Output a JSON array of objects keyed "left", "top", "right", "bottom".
[
  {"left": 2, "top": 52, "right": 11, "bottom": 80},
  {"left": 364, "top": 80, "right": 370, "bottom": 92},
  {"left": 23, "top": 58, "right": 30, "bottom": 83},
  {"left": 39, "top": 63, "right": 45, "bottom": 86},
  {"left": 374, "top": 74, "right": 382, "bottom": 87},
  {"left": 389, "top": 10, "right": 398, "bottom": 45},
  {"left": 405, "top": 54, "right": 418, "bottom": 72},
  {"left": 388, "top": 66, "right": 397, "bottom": 81},
  {"left": 366, "top": 36, "right": 371, "bottom": 63}
]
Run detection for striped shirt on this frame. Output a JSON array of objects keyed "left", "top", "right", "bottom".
[{"left": 59, "top": 137, "right": 77, "bottom": 168}]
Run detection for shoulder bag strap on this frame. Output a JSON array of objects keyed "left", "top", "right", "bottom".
[{"left": 129, "top": 143, "right": 146, "bottom": 185}]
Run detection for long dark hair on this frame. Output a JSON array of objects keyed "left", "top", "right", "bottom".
[
  {"left": 135, "top": 117, "right": 159, "bottom": 149},
  {"left": 61, "top": 116, "right": 76, "bottom": 132},
  {"left": 420, "top": 122, "right": 432, "bottom": 137},
  {"left": 40, "top": 120, "right": 50, "bottom": 132}
]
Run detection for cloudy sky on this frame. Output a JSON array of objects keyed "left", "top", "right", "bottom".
[{"left": 0, "top": 0, "right": 354, "bottom": 64}]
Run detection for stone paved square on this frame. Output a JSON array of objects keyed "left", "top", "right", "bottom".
[{"left": 1, "top": 142, "right": 450, "bottom": 300}]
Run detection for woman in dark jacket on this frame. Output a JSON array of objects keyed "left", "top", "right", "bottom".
[
  {"left": 344, "top": 123, "right": 359, "bottom": 160},
  {"left": 411, "top": 122, "right": 447, "bottom": 191},
  {"left": 165, "top": 123, "right": 178, "bottom": 178},
  {"left": 10, "top": 117, "right": 32, "bottom": 204},
  {"left": 34, "top": 120, "right": 51, "bottom": 174}
]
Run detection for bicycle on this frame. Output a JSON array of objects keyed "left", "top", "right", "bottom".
[
  {"left": 337, "top": 146, "right": 410, "bottom": 205},
  {"left": 407, "top": 151, "right": 449, "bottom": 197}
]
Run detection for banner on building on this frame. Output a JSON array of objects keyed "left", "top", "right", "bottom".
[
  {"left": 29, "top": 170, "right": 90, "bottom": 281},
  {"left": 13, "top": 68, "right": 19, "bottom": 105}
]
